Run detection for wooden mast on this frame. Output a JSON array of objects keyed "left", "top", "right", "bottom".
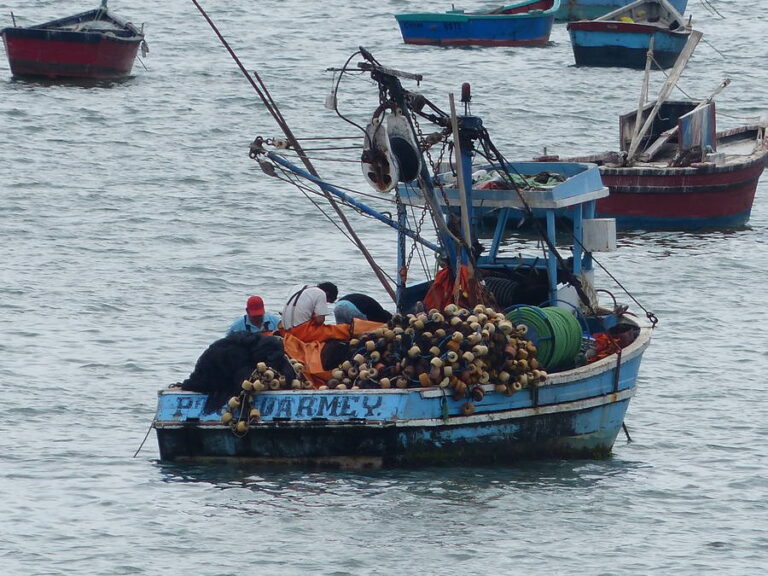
[{"left": 629, "top": 36, "right": 655, "bottom": 150}]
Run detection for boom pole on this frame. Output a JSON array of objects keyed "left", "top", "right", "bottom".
[{"left": 191, "top": 0, "right": 396, "bottom": 302}]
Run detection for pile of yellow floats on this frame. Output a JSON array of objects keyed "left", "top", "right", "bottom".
[{"left": 222, "top": 303, "right": 549, "bottom": 430}]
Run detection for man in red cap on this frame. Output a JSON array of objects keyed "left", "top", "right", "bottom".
[{"left": 226, "top": 295, "right": 281, "bottom": 336}]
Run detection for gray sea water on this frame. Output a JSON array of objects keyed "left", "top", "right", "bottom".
[{"left": 2, "top": 1, "right": 767, "bottom": 574}]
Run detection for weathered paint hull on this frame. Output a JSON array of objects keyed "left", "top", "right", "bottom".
[
  {"left": 555, "top": 0, "right": 687, "bottom": 21},
  {"left": 596, "top": 147, "right": 768, "bottom": 230},
  {"left": 2, "top": 29, "right": 142, "bottom": 78},
  {"left": 395, "top": 1, "right": 558, "bottom": 47},
  {"left": 567, "top": 22, "right": 690, "bottom": 69},
  {"left": 156, "top": 399, "right": 632, "bottom": 467},
  {"left": 154, "top": 326, "right": 650, "bottom": 467}
]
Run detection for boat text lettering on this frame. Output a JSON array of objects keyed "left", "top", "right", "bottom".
[{"left": 253, "top": 394, "right": 388, "bottom": 419}]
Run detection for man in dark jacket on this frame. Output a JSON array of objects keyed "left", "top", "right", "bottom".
[{"left": 333, "top": 293, "right": 392, "bottom": 324}]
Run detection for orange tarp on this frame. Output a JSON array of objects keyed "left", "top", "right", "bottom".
[
  {"left": 282, "top": 332, "right": 331, "bottom": 382},
  {"left": 287, "top": 321, "right": 352, "bottom": 343},
  {"left": 282, "top": 319, "right": 386, "bottom": 386},
  {"left": 351, "top": 318, "right": 386, "bottom": 336}
]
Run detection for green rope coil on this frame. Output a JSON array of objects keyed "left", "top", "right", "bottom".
[
  {"left": 543, "top": 307, "right": 582, "bottom": 369},
  {"left": 506, "top": 305, "right": 582, "bottom": 370}
]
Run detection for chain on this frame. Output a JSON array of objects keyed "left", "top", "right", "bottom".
[
  {"left": 404, "top": 110, "right": 437, "bottom": 275},
  {"left": 405, "top": 200, "right": 429, "bottom": 274},
  {"left": 412, "top": 111, "right": 452, "bottom": 209}
]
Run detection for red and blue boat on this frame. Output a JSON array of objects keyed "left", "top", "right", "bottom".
[
  {"left": 556, "top": 0, "right": 687, "bottom": 21},
  {"left": 562, "top": 37, "right": 768, "bottom": 230},
  {"left": 585, "top": 100, "right": 768, "bottom": 230},
  {"left": 567, "top": 0, "right": 693, "bottom": 69},
  {"left": 395, "top": 0, "right": 559, "bottom": 47},
  {"left": 1, "top": 1, "right": 146, "bottom": 79}
]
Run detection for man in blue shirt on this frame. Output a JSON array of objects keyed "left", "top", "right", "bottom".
[{"left": 226, "top": 295, "right": 281, "bottom": 335}]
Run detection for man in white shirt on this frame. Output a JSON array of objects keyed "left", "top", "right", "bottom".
[{"left": 281, "top": 282, "right": 339, "bottom": 330}]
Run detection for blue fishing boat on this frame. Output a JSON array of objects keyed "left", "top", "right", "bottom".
[
  {"left": 567, "top": 0, "right": 693, "bottom": 69},
  {"left": 153, "top": 35, "right": 656, "bottom": 467},
  {"left": 555, "top": 0, "right": 687, "bottom": 21},
  {"left": 395, "top": 0, "right": 559, "bottom": 47}
]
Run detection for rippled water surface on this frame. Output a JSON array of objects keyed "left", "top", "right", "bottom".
[{"left": 2, "top": 1, "right": 767, "bottom": 574}]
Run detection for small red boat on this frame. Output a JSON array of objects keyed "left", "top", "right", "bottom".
[
  {"left": 564, "top": 98, "right": 768, "bottom": 230},
  {"left": 1, "top": 1, "right": 146, "bottom": 79},
  {"left": 560, "top": 37, "right": 768, "bottom": 230}
]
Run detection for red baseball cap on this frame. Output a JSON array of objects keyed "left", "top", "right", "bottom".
[{"left": 246, "top": 295, "right": 265, "bottom": 315}]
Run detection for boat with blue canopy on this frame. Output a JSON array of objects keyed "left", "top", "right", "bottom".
[{"left": 152, "top": 12, "right": 656, "bottom": 467}]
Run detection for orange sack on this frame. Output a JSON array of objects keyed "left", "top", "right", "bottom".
[{"left": 423, "top": 264, "right": 481, "bottom": 311}]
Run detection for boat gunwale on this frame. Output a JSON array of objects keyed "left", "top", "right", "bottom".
[
  {"left": 591, "top": 0, "right": 685, "bottom": 22},
  {"left": 153, "top": 386, "right": 636, "bottom": 430},
  {"left": 600, "top": 147, "right": 768, "bottom": 176},
  {"left": 567, "top": 21, "right": 691, "bottom": 36},
  {"left": 395, "top": 0, "right": 560, "bottom": 22},
  {"left": 0, "top": 7, "right": 143, "bottom": 39},
  {"left": 569, "top": 125, "right": 768, "bottom": 174}
]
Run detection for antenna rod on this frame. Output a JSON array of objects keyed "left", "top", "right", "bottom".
[{"left": 191, "top": 0, "right": 396, "bottom": 302}]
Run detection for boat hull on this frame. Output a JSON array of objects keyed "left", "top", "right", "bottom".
[
  {"left": 2, "top": 28, "right": 142, "bottom": 78},
  {"left": 555, "top": 0, "right": 687, "bottom": 21},
  {"left": 567, "top": 22, "right": 689, "bottom": 69},
  {"left": 395, "top": 1, "right": 558, "bottom": 47},
  {"left": 154, "top": 326, "right": 650, "bottom": 467},
  {"left": 156, "top": 398, "right": 633, "bottom": 467},
  {"left": 596, "top": 154, "right": 768, "bottom": 229}
]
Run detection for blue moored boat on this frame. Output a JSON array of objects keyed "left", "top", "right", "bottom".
[
  {"left": 555, "top": 0, "right": 687, "bottom": 21},
  {"left": 153, "top": 44, "right": 655, "bottom": 468},
  {"left": 567, "top": 0, "right": 694, "bottom": 69},
  {"left": 395, "top": 0, "right": 559, "bottom": 47}
]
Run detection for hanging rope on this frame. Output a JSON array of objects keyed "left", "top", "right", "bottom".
[
  {"left": 133, "top": 421, "right": 154, "bottom": 458},
  {"left": 562, "top": 222, "right": 658, "bottom": 329}
]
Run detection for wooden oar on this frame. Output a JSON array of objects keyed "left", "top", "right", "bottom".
[
  {"left": 626, "top": 29, "right": 703, "bottom": 163},
  {"left": 639, "top": 78, "right": 730, "bottom": 162}
]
